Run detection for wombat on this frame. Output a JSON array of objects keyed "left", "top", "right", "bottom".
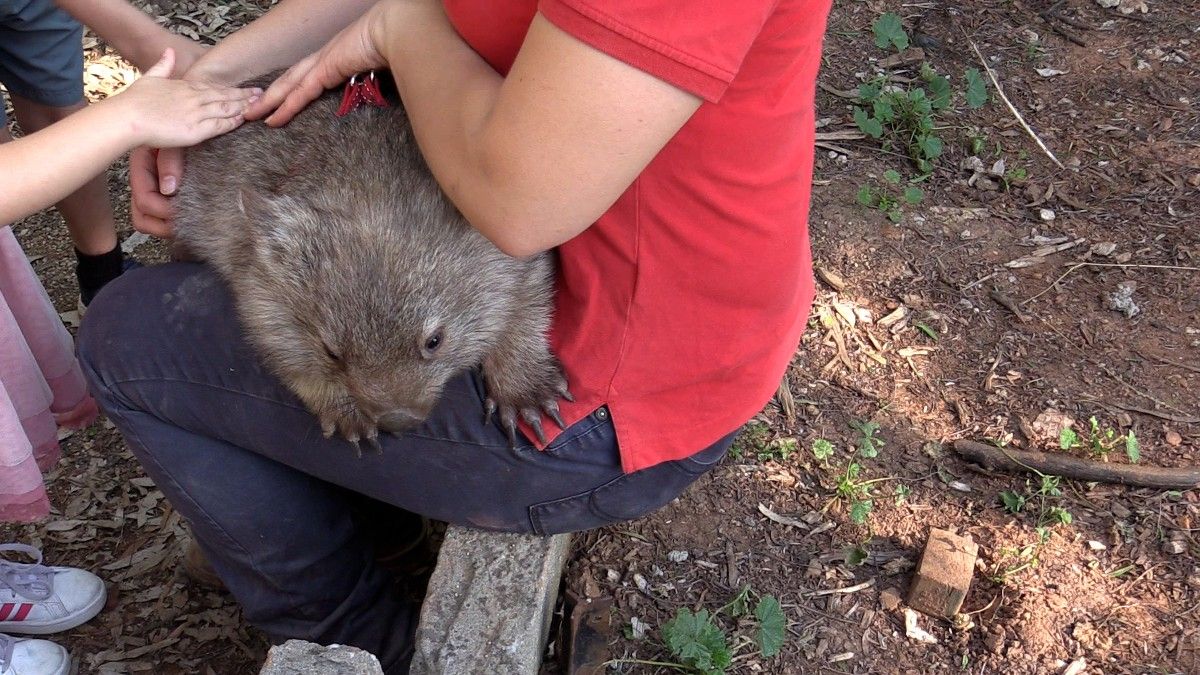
[{"left": 173, "top": 72, "right": 570, "bottom": 452}]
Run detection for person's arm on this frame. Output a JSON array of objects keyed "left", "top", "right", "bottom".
[
  {"left": 254, "top": 1, "right": 701, "bottom": 257},
  {"left": 127, "top": 0, "right": 377, "bottom": 238},
  {"left": 185, "top": 0, "right": 377, "bottom": 85},
  {"left": 0, "top": 51, "right": 258, "bottom": 224},
  {"left": 54, "top": 0, "right": 205, "bottom": 72}
]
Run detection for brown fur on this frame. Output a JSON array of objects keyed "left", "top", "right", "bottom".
[{"left": 173, "top": 74, "right": 569, "bottom": 449}]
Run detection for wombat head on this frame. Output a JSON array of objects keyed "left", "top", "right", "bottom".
[{"left": 234, "top": 189, "right": 508, "bottom": 431}]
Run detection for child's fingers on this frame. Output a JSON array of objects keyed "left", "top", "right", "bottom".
[
  {"left": 194, "top": 85, "right": 263, "bottom": 105},
  {"left": 195, "top": 114, "right": 247, "bottom": 142},
  {"left": 246, "top": 57, "right": 313, "bottom": 121},
  {"left": 200, "top": 98, "right": 253, "bottom": 120},
  {"left": 143, "top": 48, "right": 176, "bottom": 80}
]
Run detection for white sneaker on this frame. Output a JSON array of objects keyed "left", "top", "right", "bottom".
[
  {"left": 0, "top": 545, "right": 105, "bottom": 635},
  {"left": 0, "top": 634, "right": 70, "bottom": 675}
]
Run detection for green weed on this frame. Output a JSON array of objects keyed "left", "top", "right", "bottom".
[{"left": 609, "top": 588, "right": 787, "bottom": 674}]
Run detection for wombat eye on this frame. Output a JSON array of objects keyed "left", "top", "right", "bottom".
[
  {"left": 423, "top": 330, "right": 443, "bottom": 356},
  {"left": 323, "top": 343, "right": 340, "bottom": 362}
]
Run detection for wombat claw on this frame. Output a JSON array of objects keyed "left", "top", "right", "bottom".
[
  {"left": 319, "top": 410, "right": 383, "bottom": 457},
  {"left": 483, "top": 394, "right": 572, "bottom": 448}
]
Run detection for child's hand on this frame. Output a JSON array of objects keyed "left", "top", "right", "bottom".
[{"left": 116, "top": 49, "right": 263, "bottom": 148}]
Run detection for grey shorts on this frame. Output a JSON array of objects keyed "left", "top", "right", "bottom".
[{"left": 0, "top": 0, "right": 84, "bottom": 115}]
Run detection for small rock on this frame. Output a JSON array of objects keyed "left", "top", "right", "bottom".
[
  {"left": 880, "top": 588, "right": 903, "bottom": 611},
  {"left": 1031, "top": 409, "right": 1075, "bottom": 444},
  {"left": 1087, "top": 540, "right": 1107, "bottom": 551},
  {"left": 1036, "top": 68, "right": 1068, "bottom": 77},
  {"left": 58, "top": 310, "right": 81, "bottom": 329},
  {"left": 903, "top": 608, "right": 938, "bottom": 644},
  {"left": 1163, "top": 540, "right": 1187, "bottom": 555},
  {"left": 121, "top": 231, "right": 152, "bottom": 255},
  {"left": 1090, "top": 241, "right": 1117, "bottom": 257},
  {"left": 1063, "top": 657, "right": 1087, "bottom": 675},
  {"left": 605, "top": 569, "right": 620, "bottom": 584},
  {"left": 1165, "top": 430, "right": 1183, "bottom": 447},
  {"left": 983, "top": 627, "right": 1006, "bottom": 654},
  {"left": 630, "top": 616, "right": 650, "bottom": 640},
  {"left": 1038, "top": 208, "right": 1056, "bottom": 222},
  {"left": 1104, "top": 280, "right": 1140, "bottom": 318},
  {"left": 667, "top": 550, "right": 689, "bottom": 563}
]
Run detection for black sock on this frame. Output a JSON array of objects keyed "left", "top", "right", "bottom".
[{"left": 74, "top": 245, "right": 125, "bottom": 291}]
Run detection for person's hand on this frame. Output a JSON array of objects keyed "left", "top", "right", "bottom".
[
  {"left": 247, "top": 0, "right": 409, "bottom": 126},
  {"left": 129, "top": 146, "right": 178, "bottom": 237},
  {"left": 118, "top": 49, "right": 261, "bottom": 148},
  {"left": 124, "top": 50, "right": 259, "bottom": 237}
]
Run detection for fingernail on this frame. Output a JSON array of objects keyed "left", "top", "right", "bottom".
[
  {"left": 249, "top": 94, "right": 260, "bottom": 104},
  {"left": 161, "top": 176, "right": 177, "bottom": 195}
]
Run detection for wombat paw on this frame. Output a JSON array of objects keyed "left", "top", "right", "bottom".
[
  {"left": 483, "top": 371, "right": 573, "bottom": 448},
  {"left": 319, "top": 409, "right": 382, "bottom": 457}
]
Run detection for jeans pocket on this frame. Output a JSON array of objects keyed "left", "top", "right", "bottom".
[
  {"left": 670, "top": 429, "right": 737, "bottom": 476},
  {"left": 543, "top": 412, "right": 607, "bottom": 454},
  {"left": 528, "top": 458, "right": 709, "bottom": 535}
]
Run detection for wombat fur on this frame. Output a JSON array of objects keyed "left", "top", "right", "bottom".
[{"left": 173, "top": 72, "right": 570, "bottom": 450}]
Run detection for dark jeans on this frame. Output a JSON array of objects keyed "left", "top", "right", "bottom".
[{"left": 76, "top": 263, "right": 732, "bottom": 673}]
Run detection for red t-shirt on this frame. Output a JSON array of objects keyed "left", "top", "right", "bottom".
[{"left": 444, "top": 0, "right": 831, "bottom": 473}]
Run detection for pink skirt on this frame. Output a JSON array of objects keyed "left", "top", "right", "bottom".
[{"left": 0, "top": 225, "right": 97, "bottom": 523}]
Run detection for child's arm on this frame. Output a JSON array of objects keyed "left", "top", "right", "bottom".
[
  {"left": 55, "top": 0, "right": 206, "bottom": 72},
  {"left": 0, "top": 50, "right": 259, "bottom": 224}
]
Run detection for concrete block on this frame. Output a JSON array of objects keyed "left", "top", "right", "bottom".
[
  {"left": 907, "top": 528, "right": 978, "bottom": 618},
  {"left": 259, "top": 640, "right": 383, "bottom": 675},
  {"left": 410, "top": 527, "right": 572, "bottom": 675}
]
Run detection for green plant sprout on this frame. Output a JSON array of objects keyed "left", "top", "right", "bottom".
[
  {"left": 857, "top": 169, "right": 924, "bottom": 222},
  {"left": 852, "top": 14, "right": 989, "bottom": 173},
  {"left": 608, "top": 587, "right": 786, "bottom": 674},
  {"left": 1060, "top": 418, "right": 1140, "bottom": 463},
  {"left": 851, "top": 419, "right": 885, "bottom": 458}
]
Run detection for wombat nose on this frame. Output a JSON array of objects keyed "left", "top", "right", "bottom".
[{"left": 377, "top": 409, "right": 425, "bottom": 433}]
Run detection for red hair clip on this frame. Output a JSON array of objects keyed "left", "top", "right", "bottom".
[{"left": 336, "top": 71, "right": 390, "bottom": 117}]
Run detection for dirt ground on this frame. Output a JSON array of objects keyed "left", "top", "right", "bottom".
[{"left": 4, "top": 0, "right": 1199, "bottom": 673}]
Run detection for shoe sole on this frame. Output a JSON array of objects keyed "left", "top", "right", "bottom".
[{"left": 0, "top": 583, "right": 106, "bottom": 635}]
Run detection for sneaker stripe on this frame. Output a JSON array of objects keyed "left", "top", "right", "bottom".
[
  {"left": 0, "top": 603, "right": 12, "bottom": 620},
  {"left": 11, "top": 603, "right": 31, "bottom": 621}
]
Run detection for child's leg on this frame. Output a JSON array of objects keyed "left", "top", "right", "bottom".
[{"left": 0, "top": 0, "right": 129, "bottom": 305}]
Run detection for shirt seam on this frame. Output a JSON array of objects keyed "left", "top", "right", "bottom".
[{"left": 548, "top": 0, "right": 737, "bottom": 81}]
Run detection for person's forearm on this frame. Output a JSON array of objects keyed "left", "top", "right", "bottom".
[
  {"left": 0, "top": 103, "right": 135, "bottom": 224},
  {"left": 55, "top": 0, "right": 183, "bottom": 70},
  {"left": 188, "top": 0, "right": 376, "bottom": 83}
]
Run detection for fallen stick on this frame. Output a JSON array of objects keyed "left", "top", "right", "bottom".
[
  {"left": 953, "top": 440, "right": 1200, "bottom": 490},
  {"left": 965, "top": 39, "right": 1066, "bottom": 169}
]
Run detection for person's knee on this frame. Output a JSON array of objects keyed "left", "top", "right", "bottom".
[
  {"left": 77, "top": 263, "right": 214, "bottom": 396},
  {"left": 77, "top": 268, "right": 148, "bottom": 394}
]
